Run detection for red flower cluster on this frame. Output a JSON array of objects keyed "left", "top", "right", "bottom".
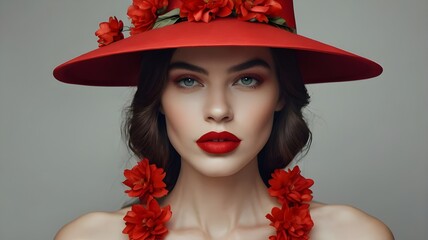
[
  {"left": 123, "top": 158, "right": 168, "bottom": 202},
  {"left": 268, "top": 166, "right": 314, "bottom": 206},
  {"left": 95, "top": 0, "right": 287, "bottom": 46},
  {"left": 127, "top": 0, "right": 169, "bottom": 35},
  {"left": 235, "top": 0, "right": 282, "bottom": 23},
  {"left": 95, "top": 16, "right": 124, "bottom": 47},
  {"left": 123, "top": 158, "right": 171, "bottom": 240},
  {"left": 123, "top": 197, "right": 172, "bottom": 240},
  {"left": 266, "top": 204, "right": 313, "bottom": 240},
  {"left": 266, "top": 166, "right": 314, "bottom": 240},
  {"left": 180, "top": 0, "right": 234, "bottom": 23},
  {"left": 180, "top": 0, "right": 282, "bottom": 23}
]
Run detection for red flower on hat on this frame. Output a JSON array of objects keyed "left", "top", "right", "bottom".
[
  {"left": 180, "top": 0, "right": 234, "bottom": 23},
  {"left": 266, "top": 203, "right": 313, "bottom": 240},
  {"left": 123, "top": 158, "right": 168, "bottom": 202},
  {"left": 123, "top": 197, "right": 172, "bottom": 240},
  {"left": 95, "top": 16, "right": 124, "bottom": 47},
  {"left": 127, "top": 0, "right": 169, "bottom": 35},
  {"left": 235, "top": 0, "right": 282, "bottom": 23},
  {"left": 268, "top": 166, "right": 314, "bottom": 206}
]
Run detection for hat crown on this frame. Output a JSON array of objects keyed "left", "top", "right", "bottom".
[{"left": 167, "top": 0, "right": 296, "bottom": 29}]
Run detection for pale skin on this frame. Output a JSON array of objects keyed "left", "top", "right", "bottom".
[{"left": 55, "top": 47, "right": 394, "bottom": 240}]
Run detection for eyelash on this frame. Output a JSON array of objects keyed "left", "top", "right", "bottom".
[
  {"left": 174, "top": 76, "right": 202, "bottom": 88},
  {"left": 173, "top": 74, "right": 263, "bottom": 89},
  {"left": 233, "top": 75, "right": 262, "bottom": 89}
]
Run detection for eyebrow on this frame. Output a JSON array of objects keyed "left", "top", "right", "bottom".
[
  {"left": 168, "top": 62, "right": 208, "bottom": 75},
  {"left": 168, "top": 58, "right": 272, "bottom": 75},
  {"left": 227, "top": 59, "right": 272, "bottom": 73}
]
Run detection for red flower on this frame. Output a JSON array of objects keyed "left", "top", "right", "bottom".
[
  {"left": 268, "top": 166, "right": 314, "bottom": 206},
  {"left": 123, "top": 197, "right": 172, "bottom": 240},
  {"left": 95, "top": 16, "right": 124, "bottom": 47},
  {"left": 127, "top": 0, "right": 168, "bottom": 35},
  {"left": 180, "top": 0, "right": 234, "bottom": 23},
  {"left": 123, "top": 158, "right": 168, "bottom": 202},
  {"left": 266, "top": 203, "right": 314, "bottom": 240},
  {"left": 235, "top": 0, "right": 282, "bottom": 23}
]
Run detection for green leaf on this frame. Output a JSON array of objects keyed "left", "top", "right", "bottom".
[
  {"left": 153, "top": 8, "right": 181, "bottom": 29},
  {"left": 153, "top": 16, "right": 180, "bottom": 29},
  {"left": 157, "top": 8, "right": 180, "bottom": 20},
  {"left": 269, "top": 17, "right": 286, "bottom": 26},
  {"left": 268, "top": 17, "right": 296, "bottom": 33}
]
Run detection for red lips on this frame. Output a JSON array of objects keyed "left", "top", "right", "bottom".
[{"left": 196, "top": 131, "right": 241, "bottom": 154}]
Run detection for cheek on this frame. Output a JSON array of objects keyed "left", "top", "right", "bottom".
[
  {"left": 161, "top": 90, "right": 201, "bottom": 149},
  {"left": 233, "top": 90, "right": 279, "bottom": 146}
]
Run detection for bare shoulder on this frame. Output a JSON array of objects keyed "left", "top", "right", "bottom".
[
  {"left": 310, "top": 203, "right": 394, "bottom": 240},
  {"left": 54, "top": 208, "right": 129, "bottom": 240}
]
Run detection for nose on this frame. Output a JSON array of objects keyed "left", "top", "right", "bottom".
[{"left": 204, "top": 88, "right": 233, "bottom": 123}]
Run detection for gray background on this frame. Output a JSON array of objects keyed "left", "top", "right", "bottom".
[{"left": 0, "top": 0, "right": 427, "bottom": 239}]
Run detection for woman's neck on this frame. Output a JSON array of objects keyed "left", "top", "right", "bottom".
[{"left": 163, "top": 158, "right": 276, "bottom": 238}]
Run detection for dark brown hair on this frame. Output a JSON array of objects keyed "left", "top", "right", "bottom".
[{"left": 123, "top": 47, "right": 311, "bottom": 191}]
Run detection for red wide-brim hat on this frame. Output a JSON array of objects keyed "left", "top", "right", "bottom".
[{"left": 53, "top": 0, "right": 382, "bottom": 86}]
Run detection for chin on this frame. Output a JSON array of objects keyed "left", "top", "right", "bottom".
[{"left": 184, "top": 155, "right": 256, "bottom": 178}]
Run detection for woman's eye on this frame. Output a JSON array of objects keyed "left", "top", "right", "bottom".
[
  {"left": 177, "top": 78, "right": 201, "bottom": 88},
  {"left": 234, "top": 76, "right": 259, "bottom": 88}
]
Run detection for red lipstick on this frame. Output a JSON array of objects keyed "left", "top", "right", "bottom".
[{"left": 196, "top": 131, "right": 241, "bottom": 154}]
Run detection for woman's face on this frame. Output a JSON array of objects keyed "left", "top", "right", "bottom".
[{"left": 161, "top": 47, "right": 283, "bottom": 177}]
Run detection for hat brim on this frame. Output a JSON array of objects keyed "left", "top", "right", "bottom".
[{"left": 53, "top": 18, "right": 382, "bottom": 86}]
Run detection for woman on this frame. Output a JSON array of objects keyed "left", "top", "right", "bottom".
[{"left": 53, "top": 0, "right": 394, "bottom": 239}]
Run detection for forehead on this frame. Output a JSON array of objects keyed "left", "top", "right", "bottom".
[{"left": 171, "top": 47, "right": 274, "bottom": 66}]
